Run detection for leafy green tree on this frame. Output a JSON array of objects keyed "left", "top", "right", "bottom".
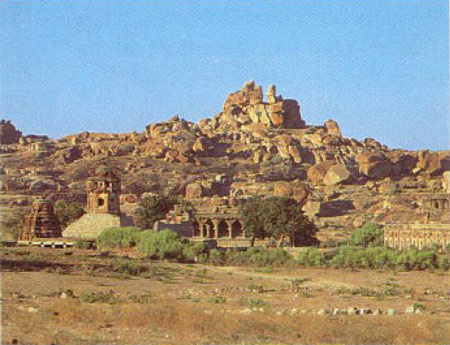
[
  {"left": 349, "top": 222, "right": 384, "bottom": 247},
  {"left": 239, "top": 196, "right": 317, "bottom": 247},
  {"left": 54, "top": 200, "right": 85, "bottom": 228},
  {"left": 134, "top": 195, "right": 177, "bottom": 229},
  {"left": 239, "top": 197, "right": 268, "bottom": 246}
]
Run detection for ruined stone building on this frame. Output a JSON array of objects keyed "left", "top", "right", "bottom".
[
  {"left": 154, "top": 197, "right": 272, "bottom": 247},
  {"left": 384, "top": 193, "right": 450, "bottom": 250},
  {"left": 63, "top": 166, "right": 132, "bottom": 239},
  {"left": 21, "top": 199, "right": 61, "bottom": 239}
]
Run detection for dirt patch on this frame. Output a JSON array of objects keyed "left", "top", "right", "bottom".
[{"left": 2, "top": 247, "right": 450, "bottom": 344}]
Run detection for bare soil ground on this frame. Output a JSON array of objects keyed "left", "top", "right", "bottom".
[{"left": 2, "top": 247, "right": 450, "bottom": 345}]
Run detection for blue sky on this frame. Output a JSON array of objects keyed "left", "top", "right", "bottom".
[{"left": 1, "top": 0, "right": 448, "bottom": 150}]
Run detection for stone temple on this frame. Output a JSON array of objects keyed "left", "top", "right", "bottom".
[
  {"left": 384, "top": 193, "right": 450, "bottom": 250},
  {"left": 63, "top": 166, "right": 133, "bottom": 239},
  {"left": 21, "top": 199, "right": 61, "bottom": 240}
]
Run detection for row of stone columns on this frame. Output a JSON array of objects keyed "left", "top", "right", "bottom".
[
  {"left": 195, "top": 218, "right": 245, "bottom": 239},
  {"left": 385, "top": 230, "right": 450, "bottom": 250}
]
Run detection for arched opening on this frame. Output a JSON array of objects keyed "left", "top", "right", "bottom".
[
  {"left": 204, "top": 219, "right": 214, "bottom": 238},
  {"left": 218, "top": 220, "right": 229, "bottom": 238},
  {"left": 444, "top": 199, "right": 449, "bottom": 209},
  {"left": 434, "top": 200, "right": 439, "bottom": 209},
  {"left": 98, "top": 198, "right": 105, "bottom": 206},
  {"left": 232, "top": 220, "right": 243, "bottom": 238},
  {"left": 192, "top": 221, "right": 200, "bottom": 237}
]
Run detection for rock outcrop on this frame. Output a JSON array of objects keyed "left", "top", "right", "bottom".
[
  {"left": 307, "top": 161, "right": 335, "bottom": 184},
  {"left": 2, "top": 80, "right": 449, "bottom": 244},
  {"left": 0, "top": 120, "right": 22, "bottom": 144},
  {"left": 273, "top": 180, "right": 309, "bottom": 206},
  {"left": 357, "top": 152, "right": 393, "bottom": 179},
  {"left": 221, "top": 81, "right": 306, "bottom": 129},
  {"left": 323, "top": 164, "right": 352, "bottom": 186}
]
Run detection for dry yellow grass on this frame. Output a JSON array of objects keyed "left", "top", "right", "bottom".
[{"left": 2, "top": 247, "right": 450, "bottom": 345}]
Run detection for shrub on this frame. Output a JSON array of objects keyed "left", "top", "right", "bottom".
[
  {"left": 137, "top": 230, "right": 185, "bottom": 260},
  {"left": 79, "top": 291, "right": 121, "bottom": 304},
  {"left": 182, "top": 242, "right": 208, "bottom": 262},
  {"left": 349, "top": 222, "right": 384, "bottom": 247},
  {"left": 207, "top": 296, "right": 226, "bottom": 304},
  {"left": 97, "top": 227, "right": 143, "bottom": 250},
  {"left": 225, "top": 247, "right": 292, "bottom": 267},
  {"left": 111, "top": 258, "right": 143, "bottom": 276},
  {"left": 307, "top": 245, "right": 444, "bottom": 271},
  {"left": 74, "top": 240, "right": 93, "bottom": 249},
  {"left": 208, "top": 249, "right": 224, "bottom": 265},
  {"left": 438, "top": 255, "right": 450, "bottom": 270},
  {"left": 296, "top": 247, "right": 325, "bottom": 267}
]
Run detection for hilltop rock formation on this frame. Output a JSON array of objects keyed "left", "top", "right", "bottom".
[
  {"left": 221, "top": 81, "right": 306, "bottom": 129},
  {"left": 1, "top": 81, "right": 449, "bottom": 242},
  {"left": 0, "top": 120, "right": 22, "bottom": 144}
]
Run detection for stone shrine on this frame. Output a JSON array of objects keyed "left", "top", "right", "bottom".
[
  {"left": 21, "top": 199, "right": 61, "bottom": 239},
  {"left": 63, "top": 166, "right": 132, "bottom": 239}
]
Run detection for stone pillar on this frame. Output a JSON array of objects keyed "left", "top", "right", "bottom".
[
  {"left": 226, "top": 220, "right": 233, "bottom": 238},
  {"left": 198, "top": 220, "right": 205, "bottom": 238},
  {"left": 212, "top": 219, "right": 219, "bottom": 239}
]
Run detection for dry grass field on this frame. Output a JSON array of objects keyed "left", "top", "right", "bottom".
[{"left": 2, "top": 247, "right": 450, "bottom": 345}]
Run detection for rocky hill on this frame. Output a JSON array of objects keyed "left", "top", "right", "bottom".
[{"left": 1, "top": 81, "right": 449, "bottom": 241}]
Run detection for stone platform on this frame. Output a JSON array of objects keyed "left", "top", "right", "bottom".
[{"left": 62, "top": 213, "right": 133, "bottom": 240}]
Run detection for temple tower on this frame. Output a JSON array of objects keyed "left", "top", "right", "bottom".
[
  {"left": 21, "top": 199, "right": 61, "bottom": 239},
  {"left": 86, "top": 166, "right": 121, "bottom": 215},
  {"left": 63, "top": 166, "right": 133, "bottom": 239}
]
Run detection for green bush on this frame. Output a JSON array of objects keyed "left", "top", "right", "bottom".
[
  {"left": 296, "top": 247, "right": 325, "bottom": 267},
  {"left": 182, "top": 242, "right": 208, "bottom": 262},
  {"left": 222, "top": 247, "right": 292, "bottom": 267},
  {"left": 349, "top": 223, "right": 384, "bottom": 247},
  {"left": 296, "top": 245, "right": 444, "bottom": 271},
  {"left": 111, "top": 258, "right": 143, "bottom": 276},
  {"left": 438, "top": 255, "right": 450, "bottom": 270},
  {"left": 137, "top": 230, "right": 185, "bottom": 260},
  {"left": 208, "top": 249, "right": 224, "bottom": 265},
  {"left": 97, "top": 227, "right": 143, "bottom": 250},
  {"left": 74, "top": 240, "right": 93, "bottom": 249}
]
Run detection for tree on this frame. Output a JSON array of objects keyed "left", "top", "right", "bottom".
[
  {"left": 134, "top": 195, "right": 177, "bottom": 229},
  {"left": 239, "top": 196, "right": 317, "bottom": 247},
  {"left": 54, "top": 200, "right": 85, "bottom": 228},
  {"left": 239, "top": 197, "right": 268, "bottom": 247},
  {"left": 349, "top": 222, "right": 384, "bottom": 247},
  {"left": 2, "top": 207, "right": 30, "bottom": 240}
]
